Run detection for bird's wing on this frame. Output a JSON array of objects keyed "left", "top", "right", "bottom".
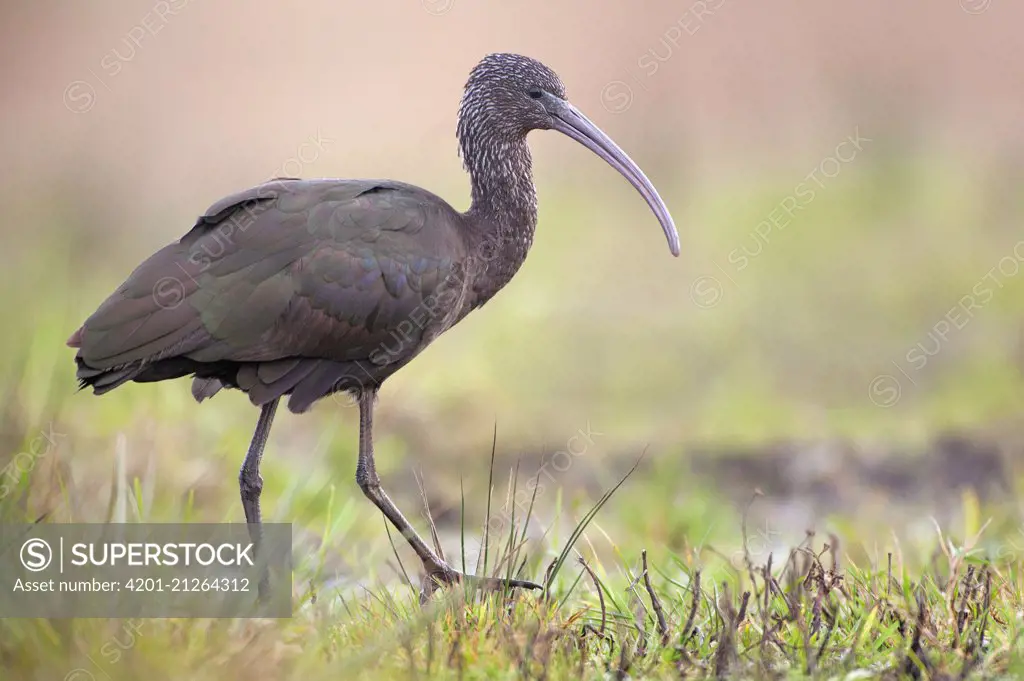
[{"left": 75, "top": 178, "right": 468, "bottom": 371}]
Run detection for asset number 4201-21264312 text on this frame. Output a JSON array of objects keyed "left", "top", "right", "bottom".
[{"left": 124, "top": 577, "right": 251, "bottom": 592}]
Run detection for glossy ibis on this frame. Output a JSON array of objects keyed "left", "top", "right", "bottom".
[{"left": 68, "top": 53, "right": 679, "bottom": 595}]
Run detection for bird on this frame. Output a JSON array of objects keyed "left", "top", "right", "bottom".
[{"left": 67, "top": 53, "right": 680, "bottom": 597}]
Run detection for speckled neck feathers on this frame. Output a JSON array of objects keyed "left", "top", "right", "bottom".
[{"left": 456, "top": 54, "right": 546, "bottom": 302}]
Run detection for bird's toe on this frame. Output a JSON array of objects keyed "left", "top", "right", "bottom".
[{"left": 418, "top": 564, "right": 542, "bottom": 602}]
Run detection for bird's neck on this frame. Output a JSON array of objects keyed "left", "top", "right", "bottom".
[{"left": 462, "top": 137, "right": 538, "bottom": 303}]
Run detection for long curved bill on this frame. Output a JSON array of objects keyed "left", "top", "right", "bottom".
[{"left": 549, "top": 100, "right": 680, "bottom": 257}]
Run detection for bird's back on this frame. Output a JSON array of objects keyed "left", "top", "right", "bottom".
[{"left": 70, "top": 178, "right": 473, "bottom": 412}]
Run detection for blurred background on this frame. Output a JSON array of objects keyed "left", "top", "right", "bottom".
[{"left": 2, "top": 0, "right": 1024, "bottom": 581}]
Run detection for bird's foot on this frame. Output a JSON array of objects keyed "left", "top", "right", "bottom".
[{"left": 419, "top": 562, "right": 543, "bottom": 602}]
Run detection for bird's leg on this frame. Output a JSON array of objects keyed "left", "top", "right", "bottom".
[
  {"left": 355, "top": 389, "right": 542, "bottom": 600},
  {"left": 239, "top": 398, "right": 279, "bottom": 600}
]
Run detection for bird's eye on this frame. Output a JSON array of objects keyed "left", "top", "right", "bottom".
[{"left": 528, "top": 89, "right": 544, "bottom": 99}]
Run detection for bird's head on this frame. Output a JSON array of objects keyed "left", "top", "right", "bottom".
[
  {"left": 458, "top": 53, "right": 680, "bottom": 257},
  {"left": 459, "top": 53, "right": 567, "bottom": 136}
]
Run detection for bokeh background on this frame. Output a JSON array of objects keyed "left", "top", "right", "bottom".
[{"left": 2, "top": 0, "right": 1024, "bottom": 592}]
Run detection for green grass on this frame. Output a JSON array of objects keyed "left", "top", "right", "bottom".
[{"left": 1, "top": 452, "right": 1022, "bottom": 680}]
